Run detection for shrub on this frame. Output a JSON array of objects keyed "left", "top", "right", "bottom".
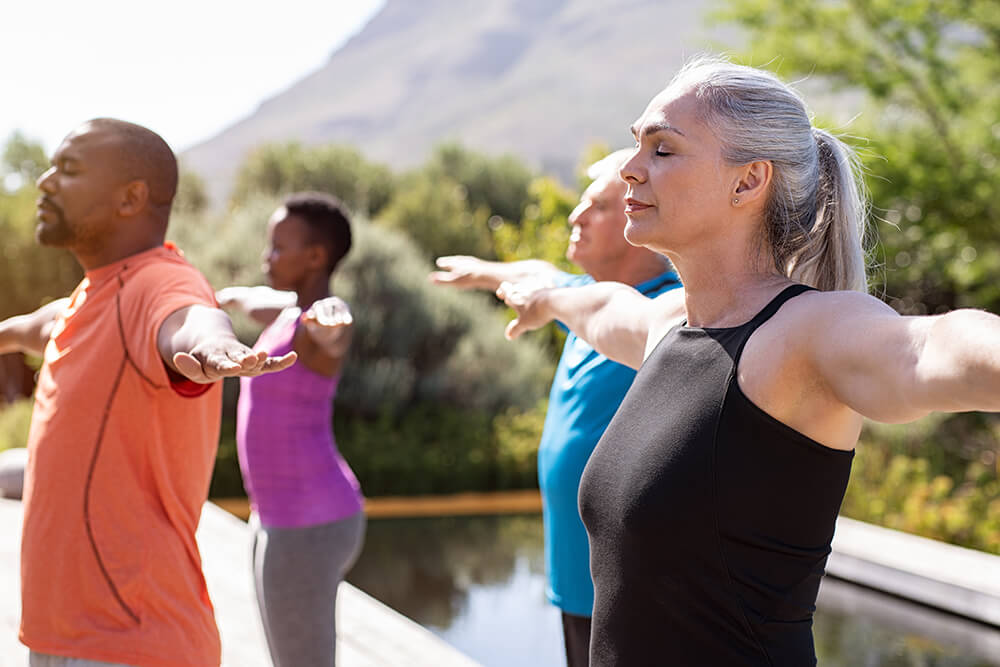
[
  {"left": 376, "top": 171, "right": 495, "bottom": 261},
  {"left": 842, "top": 417, "right": 1000, "bottom": 554},
  {"left": 0, "top": 399, "right": 33, "bottom": 453}
]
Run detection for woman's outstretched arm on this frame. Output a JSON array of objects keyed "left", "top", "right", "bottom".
[
  {"left": 497, "top": 280, "right": 684, "bottom": 370},
  {"left": 215, "top": 286, "right": 297, "bottom": 325},
  {"left": 800, "top": 291, "right": 1000, "bottom": 423}
]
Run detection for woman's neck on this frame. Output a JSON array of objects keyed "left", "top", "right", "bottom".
[
  {"left": 296, "top": 275, "right": 332, "bottom": 309},
  {"left": 670, "top": 246, "right": 790, "bottom": 328}
]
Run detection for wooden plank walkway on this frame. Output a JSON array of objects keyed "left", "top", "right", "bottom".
[{"left": 0, "top": 498, "right": 481, "bottom": 667}]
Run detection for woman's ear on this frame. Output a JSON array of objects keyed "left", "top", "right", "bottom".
[
  {"left": 306, "top": 243, "right": 328, "bottom": 272},
  {"left": 731, "top": 160, "right": 772, "bottom": 207}
]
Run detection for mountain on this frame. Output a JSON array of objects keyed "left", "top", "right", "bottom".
[{"left": 182, "top": 0, "right": 735, "bottom": 205}]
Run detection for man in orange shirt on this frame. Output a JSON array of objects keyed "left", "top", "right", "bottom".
[{"left": 0, "top": 118, "right": 296, "bottom": 667}]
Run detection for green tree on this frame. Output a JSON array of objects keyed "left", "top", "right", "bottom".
[
  {"left": 174, "top": 168, "right": 210, "bottom": 215},
  {"left": 492, "top": 176, "right": 576, "bottom": 270},
  {"left": 422, "top": 143, "right": 535, "bottom": 223},
  {"left": 2, "top": 131, "right": 49, "bottom": 187},
  {"left": 231, "top": 142, "right": 395, "bottom": 217},
  {"left": 376, "top": 171, "right": 496, "bottom": 261},
  {"left": 0, "top": 134, "right": 81, "bottom": 322}
]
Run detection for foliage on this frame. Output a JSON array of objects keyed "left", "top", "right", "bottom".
[
  {"left": 230, "top": 142, "right": 395, "bottom": 217},
  {"left": 0, "top": 399, "right": 33, "bottom": 453},
  {"left": 333, "top": 218, "right": 553, "bottom": 416},
  {"left": 3, "top": 130, "right": 49, "bottom": 187},
  {"left": 0, "top": 153, "right": 82, "bottom": 321},
  {"left": 492, "top": 176, "right": 577, "bottom": 269},
  {"left": 376, "top": 170, "right": 496, "bottom": 261},
  {"left": 174, "top": 169, "right": 210, "bottom": 215},
  {"left": 843, "top": 417, "right": 1000, "bottom": 554},
  {"left": 333, "top": 400, "right": 545, "bottom": 497},
  {"left": 421, "top": 143, "right": 535, "bottom": 223}
]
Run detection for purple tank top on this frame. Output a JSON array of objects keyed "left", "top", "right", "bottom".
[{"left": 236, "top": 309, "right": 362, "bottom": 528}]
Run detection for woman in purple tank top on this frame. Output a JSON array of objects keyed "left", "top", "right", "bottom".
[{"left": 218, "top": 192, "right": 365, "bottom": 667}]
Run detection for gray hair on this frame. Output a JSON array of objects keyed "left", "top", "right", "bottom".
[
  {"left": 586, "top": 148, "right": 634, "bottom": 182},
  {"left": 667, "top": 56, "right": 868, "bottom": 292}
]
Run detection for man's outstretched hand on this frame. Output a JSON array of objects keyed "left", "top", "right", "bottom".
[
  {"left": 429, "top": 256, "right": 499, "bottom": 290},
  {"left": 159, "top": 304, "right": 297, "bottom": 383},
  {"left": 172, "top": 340, "right": 297, "bottom": 383}
]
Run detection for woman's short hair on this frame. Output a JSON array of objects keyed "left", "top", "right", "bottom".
[{"left": 283, "top": 191, "right": 353, "bottom": 274}]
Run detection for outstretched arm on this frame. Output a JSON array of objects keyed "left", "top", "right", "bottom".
[
  {"left": 157, "top": 305, "right": 297, "bottom": 383},
  {"left": 497, "top": 280, "right": 684, "bottom": 369},
  {"left": 294, "top": 296, "right": 354, "bottom": 376},
  {"left": 803, "top": 292, "right": 1000, "bottom": 423},
  {"left": 0, "top": 298, "right": 70, "bottom": 357},
  {"left": 215, "top": 286, "right": 297, "bottom": 325},
  {"left": 430, "top": 255, "right": 564, "bottom": 292}
]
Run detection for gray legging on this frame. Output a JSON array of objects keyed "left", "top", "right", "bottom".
[{"left": 251, "top": 511, "right": 366, "bottom": 667}]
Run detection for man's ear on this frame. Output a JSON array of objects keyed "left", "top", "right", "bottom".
[
  {"left": 731, "top": 160, "right": 772, "bottom": 208},
  {"left": 118, "top": 180, "right": 150, "bottom": 218}
]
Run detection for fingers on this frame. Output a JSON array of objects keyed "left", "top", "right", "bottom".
[
  {"left": 430, "top": 256, "right": 481, "bottom": 288},
  {"left": 428, "top": 271, "right": 459, "bottom": 285},
  {"left": 221, "top": 349, "right": 295, "bottom": 378},
  {"left": 172, "top": 351, "right": 212, "bottom": 382},
  {"left": 497, "top": 281, "right": 523, "bottom": 306},
  {"left": 259, "top": 351, "right": 298, "bottom": 374},
  {"left": 302, "top": 300, "right": 353, "bottom": 328},
  {"left": 435, "top": 255, "right": 471, "bottom": 269},
  {"left": 173, "top": 347, "right": 296, "bottom": 383},
  {"left": 505, "top": 318, "right": 525, "bottom": 340}
]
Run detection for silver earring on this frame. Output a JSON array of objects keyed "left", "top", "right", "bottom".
[{"left": 732, "top": 197, "right": 740, "bottom": 205}]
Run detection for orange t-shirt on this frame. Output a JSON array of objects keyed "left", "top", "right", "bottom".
[{"left": 20, "top": 244, "right": 223, "bottom": 667}]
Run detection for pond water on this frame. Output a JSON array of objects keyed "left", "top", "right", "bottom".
[{"left": 346, "top": 514, "right": 1000, "bottom": 667}]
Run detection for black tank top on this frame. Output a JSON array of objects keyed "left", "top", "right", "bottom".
[{"left": 578, "top": 285, "right": 854, "bottom": 666}]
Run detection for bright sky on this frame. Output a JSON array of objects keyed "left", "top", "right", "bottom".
[{"left": 0, "top": 0, "right": 385, "bottom": 157}]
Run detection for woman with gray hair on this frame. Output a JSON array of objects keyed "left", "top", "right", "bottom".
[{"left": 497, "top": 56, "right": 1000, "bottom": 665}]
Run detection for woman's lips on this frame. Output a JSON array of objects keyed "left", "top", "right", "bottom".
[{"left": 625, "top": 198, "right": 652, "bottom": 214}]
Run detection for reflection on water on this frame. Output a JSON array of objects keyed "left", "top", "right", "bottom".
[{"left": 347, "top": 514, "right": 1000, "bottom": 667}]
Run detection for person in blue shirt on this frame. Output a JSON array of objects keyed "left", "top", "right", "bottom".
[{"left": 430, "top": 149, "right": 681, "bottom": 667}]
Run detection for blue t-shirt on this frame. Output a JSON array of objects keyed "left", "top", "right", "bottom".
[{"left": 538, "top": 269, "right": 681, "bottom": 617}]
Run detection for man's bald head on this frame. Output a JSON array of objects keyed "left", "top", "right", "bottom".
[{"left": 76, "top": 118, "right": 178, "bottom": 217}]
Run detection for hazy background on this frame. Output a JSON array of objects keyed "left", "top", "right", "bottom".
[{"left": 0, "top": 0, "right": 384, "bottom": 155}]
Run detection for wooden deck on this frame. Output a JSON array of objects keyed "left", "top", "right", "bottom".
[
  {"left": 212, "top": 489, "right": 544, "bottom": 521},
  {"left": 0, "top": 498, "right": 481, "bottom": 667}
]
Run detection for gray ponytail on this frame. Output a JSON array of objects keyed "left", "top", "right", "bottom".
[
  {"left": 792, "top": 128, "right": 868, "bottom": 292},
  {"left": 668, "top": 56, "right": 869, "bottom": 292}
]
